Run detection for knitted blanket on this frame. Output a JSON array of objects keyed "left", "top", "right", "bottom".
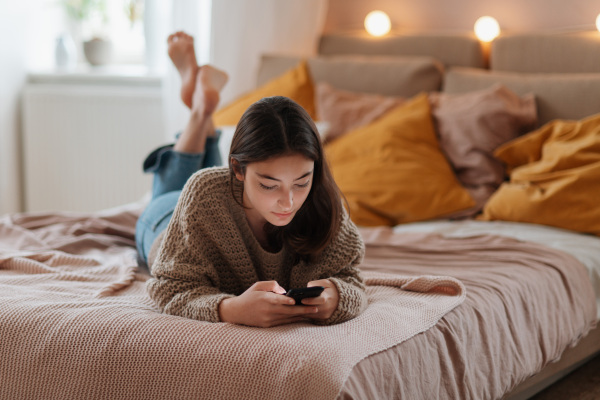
[{"left": 0, "top": 205, "right": 465, "bottom": 400}]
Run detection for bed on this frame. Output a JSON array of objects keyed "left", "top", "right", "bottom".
[{"left": 1, "top": 31, "right": 599, "bottom": 399}]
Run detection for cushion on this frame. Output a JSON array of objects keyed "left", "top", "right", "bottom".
[
  {"left": 429, "top": 84, "right": 537, "bottom": 216},
  {"left": 213, "top": 61, "right": 316, "bottom": 127},
  {"left": 479, "top": 113, "right": 600, "bottom": 236},
  {"left": 308, "top": 55, "right": 443, "bottom": 97},
  {"left": 256, "top": 54, "right": 443, "bottom": 98},
  {"left": 325, "top": 93, "right": 475, "bottom": 227},
  {"left": 315, "top": 82, "right": 405, "bottom": 142},
  {"left": 443, "top": 67, "right": 600, "bottom": 126}
]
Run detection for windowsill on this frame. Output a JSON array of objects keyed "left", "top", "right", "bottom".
[{"left": 27, "top": 64, "right": 164, "bottom": 87}]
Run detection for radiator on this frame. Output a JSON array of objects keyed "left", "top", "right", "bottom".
[{"left": 22, "top": 78, "right": 167, "bottom": 213}]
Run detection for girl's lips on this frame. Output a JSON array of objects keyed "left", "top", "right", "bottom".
[{"left": 273, "top": 211, "right": 293, "bottom": 218}]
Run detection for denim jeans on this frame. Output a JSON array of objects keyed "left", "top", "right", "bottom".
[{"left": 135, "top": 133, "right": 222, "bottom": 264}]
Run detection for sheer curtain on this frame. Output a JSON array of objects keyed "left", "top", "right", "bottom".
[{"left": 163, "top": 0, "right": 328, "bottom": 141}]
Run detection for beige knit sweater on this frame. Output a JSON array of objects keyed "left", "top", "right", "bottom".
[{"left": 146, "top": 167, "right": 367, "bottom": 325}]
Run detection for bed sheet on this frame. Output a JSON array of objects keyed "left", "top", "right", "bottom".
[{"left": 392, "top": 220, "right": 600, "bottom": 319}]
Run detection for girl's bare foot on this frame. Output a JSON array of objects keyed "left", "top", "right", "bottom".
[
  {"left": 192, "top": 65, "right": 229, "bottom": 116},
  {"left": 167, "top": 31, "right": 199, "bottom": 109},
  {"left": 174, "top": 66, "right": 229, "bottom": 153}
]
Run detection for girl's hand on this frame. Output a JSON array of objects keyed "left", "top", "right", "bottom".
[
  {"left": 218, "top": 281, "right": 318, "bottom": 328},
  {"left": 299, "top": 279, "right": 339, "bottom": 321}
]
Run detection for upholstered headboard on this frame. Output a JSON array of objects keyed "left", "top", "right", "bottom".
[{"left": 257, "top": 31, "right": 600, "bottom": 125}]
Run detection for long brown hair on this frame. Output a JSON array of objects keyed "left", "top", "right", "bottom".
[{"left": 229, "top": 96, "right": 342, "bottom": 261}]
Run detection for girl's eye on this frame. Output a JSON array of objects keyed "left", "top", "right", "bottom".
[
  {"left": 296, "top": 181, "right": 310, "bottom": 188},
  {"left": 259, "top": 183, "right": 277, "bottom": 191}
]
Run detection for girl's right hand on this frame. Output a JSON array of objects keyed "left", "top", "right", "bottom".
[{"left": 218, "top": 281, "right": 318, "bottom": 328}]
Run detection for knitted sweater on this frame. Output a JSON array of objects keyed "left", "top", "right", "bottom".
[{"left": 146, "top": 167, "right": 367, "bottom": 325}]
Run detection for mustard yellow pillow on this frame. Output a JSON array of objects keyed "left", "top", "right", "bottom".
[
  {"left": 325, "top": 93, "right": 475, "bottom": 227},
  {"left": 480, "top": 113, "right": 600, "bottom": 236},
  {"left": 213, "top": 60, "right": 316, "bottom": 127}
]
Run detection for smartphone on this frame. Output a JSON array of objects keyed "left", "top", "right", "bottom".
[{"left": 285, "top": 286, "right": 325, "bottom": 305}]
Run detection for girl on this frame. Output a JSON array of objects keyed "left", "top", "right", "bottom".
[{"left": 136, "top": 32, "right": 366, "bottom": 328}]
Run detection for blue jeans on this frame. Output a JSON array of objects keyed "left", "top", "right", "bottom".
[{"left": 135, "top": 133, "right": 222, "bottom": 264}]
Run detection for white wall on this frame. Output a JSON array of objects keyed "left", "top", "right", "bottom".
[
  {"left": 0, "top": 0, "right": 62, "bottom": 215},
  {"left": 210, "top": 0, "right": 328, "bottom": 106}
]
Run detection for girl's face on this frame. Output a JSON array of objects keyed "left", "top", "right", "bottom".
[{"left": 234, "top": 153, "right": 314, "bottom": 229}]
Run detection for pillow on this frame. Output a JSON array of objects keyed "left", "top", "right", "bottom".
[
  {"left": 213, "top": 60, "right": 316, "bottom": 127},
  {"left": 479, "top": 113, "right": 600, "bottom": 236},
  {"left": 429, "top": 84, "right": 537, "bottom": 216},
  {"left": 257, "top": 54, "right": 444, "bottom": 98},
  {"left": 308, "top": 55, "right": 443, "bottom": 97},
  {"left": 443, "top": 67, "right": 600, "bottom": 126},
  {"left": 325, "top": 93, "right": 475, "bottom": 227},
  {"left": 315, "top": 82, "right": 405, "bottom": 142}
]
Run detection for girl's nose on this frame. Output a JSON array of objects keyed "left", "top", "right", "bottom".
[{"left": 278, "top": 191, "right": 293, "bottom": 210}]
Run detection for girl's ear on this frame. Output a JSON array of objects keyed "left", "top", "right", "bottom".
[{"left": 230, "top": 159, "right": 245, "bottom": 181}]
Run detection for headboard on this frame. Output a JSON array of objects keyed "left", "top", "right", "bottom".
[{"left": 256, "top": 31, "right": 600, "bottom": 125}]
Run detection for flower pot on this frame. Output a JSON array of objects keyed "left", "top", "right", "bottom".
[{"left": 83, "top": 38, "right": 113, "bottom": 66}]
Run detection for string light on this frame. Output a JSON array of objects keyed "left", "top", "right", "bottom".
[
  {"left": 474, "top": 16, "right": 501, "bottom": 42},
  {"left": 364, "top": 11, "right": 391, "bottom": 37}
]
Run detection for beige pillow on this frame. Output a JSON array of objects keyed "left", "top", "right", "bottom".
[
  {"left": 430, "top": 84, "right": 537, "bottom": 216},
  {"left": 315, "top": 82, "right": 405, "bottom": 142},
  {"left": 307, "top": 55, "right": 443, "bottom": 97}
]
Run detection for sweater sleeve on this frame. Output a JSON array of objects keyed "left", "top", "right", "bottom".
[
  {"left": 146, "top": 171, "right": 233, "bottom": 323},
  {"left": 311, "top": 209, "right": 367, "bottom": 326}
]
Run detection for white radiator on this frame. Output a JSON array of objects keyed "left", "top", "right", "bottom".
[{"left": 22, "top": 76, "right": 167, "bottom": 213}]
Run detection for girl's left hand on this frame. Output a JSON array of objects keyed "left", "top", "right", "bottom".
[{"left": 300, "top": 279, "right": 339, "bottom": 320}]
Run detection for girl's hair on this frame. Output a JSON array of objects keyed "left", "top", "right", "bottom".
[{"left": 229, "top": 96, "right": 342, "bottom": 261}]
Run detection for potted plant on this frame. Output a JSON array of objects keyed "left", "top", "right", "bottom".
[{"left": 61, "top": 0, "right": 113, "bottom": 66}]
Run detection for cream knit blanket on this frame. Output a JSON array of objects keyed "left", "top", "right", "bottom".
[{"left": 0, "top": 208, "right": 465, "bottom": 400}]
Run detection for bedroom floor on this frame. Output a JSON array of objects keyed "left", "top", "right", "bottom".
[{"left": 530, "top": 353, "right": 600, "bottom": 399}]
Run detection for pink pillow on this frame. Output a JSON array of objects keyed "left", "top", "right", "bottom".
[
  {"left": 429, "top": 84, "right": 537, "bottom": 216},
  {"left": 315, "top": 82, "right": 405, "bottom": 142}
]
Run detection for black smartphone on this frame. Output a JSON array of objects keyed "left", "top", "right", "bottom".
[{"left": 285, "top": 286, "right": 325, "bottom": 305}]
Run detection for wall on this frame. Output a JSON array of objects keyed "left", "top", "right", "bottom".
[
  {"left": 0, "top": 0, "right": 61, "bottom": 215},
  {"left": 324, "top": 0, "right": 599, "bottom": 34},
  {"left": 210, "top": 0, "right": 328, "bottom": 106}
]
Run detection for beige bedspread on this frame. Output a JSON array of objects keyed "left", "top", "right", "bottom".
[
  {"left": 0, "top": 206, "right": 595, "bottom": 400},
  {"left": 0, "top": 206, "right": 465, "bottom": 400},
  {"left": 341, "top": 227, "right": 598, "bottom": 399}
]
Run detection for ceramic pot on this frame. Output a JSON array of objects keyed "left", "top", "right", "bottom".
[{"left": 83, "top": 38, "right": 113, "bottom": 66}]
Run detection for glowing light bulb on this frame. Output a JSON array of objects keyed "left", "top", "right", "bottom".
[
  {"left": 364, "top": 11, "right": 391, "bottom": 37},
  {"left": 596, "top": 13, "right": 600, "bottom": 32},
  {"left": 474, "top": 16, "right": 501, "bottom": 42}
]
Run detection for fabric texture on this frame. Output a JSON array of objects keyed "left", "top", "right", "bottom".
[
  {"left": 429, "top": 84, "right": 537, "bottom": 216},
  {"left": 147, "top": 167, "right": 367, "bottom": 325},
  {"left": 0, "top": 206, "right": 467, "bottom": 400},
  {"left": 315, "top": 81, "right": 405, "bottom": 142},
  {"left": 325, "top": 93, "right": 475, "bottom": 227},
  {"left": 480, "top": 113, "right": 600, "bottom": 236},
  {"left": 213, "top": 60, "right": 316, "bottom": 127}
]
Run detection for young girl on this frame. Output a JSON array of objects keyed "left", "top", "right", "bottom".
[{"left": 136, "top": 32, "right": 366, "bottom": 328}]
